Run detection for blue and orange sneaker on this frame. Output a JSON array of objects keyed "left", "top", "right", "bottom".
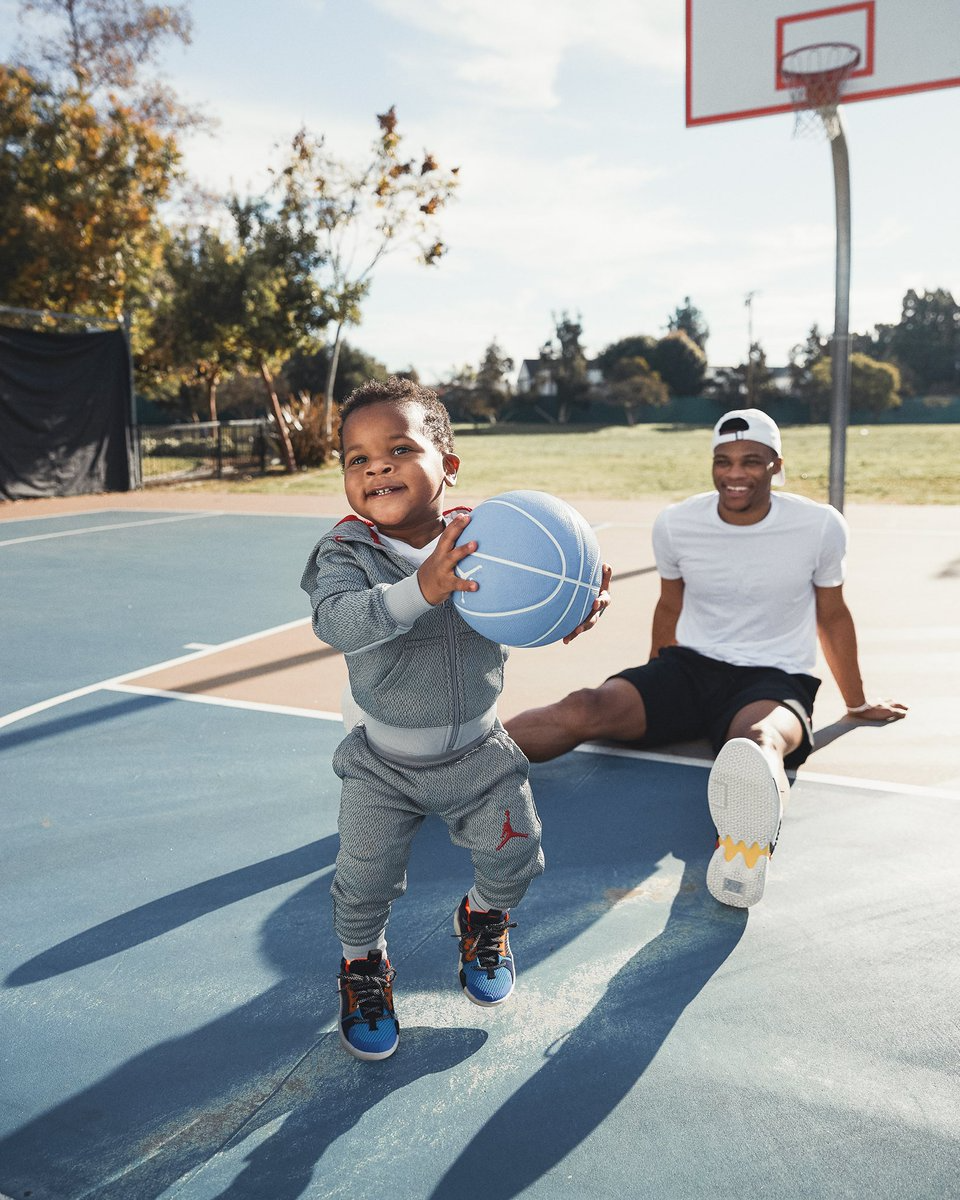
[
  {"left": 337, "top": 950, "right": 399, "bottom": 1061},
  {"left": 453, "top": 895, "right": 517, "bottom": 1006}
]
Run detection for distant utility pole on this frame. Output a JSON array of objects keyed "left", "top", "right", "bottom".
[{"left": 744, "top": 291, "right": 758, "bottom": 403}]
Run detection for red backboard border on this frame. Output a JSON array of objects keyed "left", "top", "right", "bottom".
[{"left": 686, "top": 0, "right": 960, "bottom": 127}]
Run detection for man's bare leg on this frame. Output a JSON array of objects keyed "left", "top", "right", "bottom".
[
  {"left": 724, "top": 700, "right": 805, "bottom": 807},
  {"left": 505, "top": 679, "right": 648, "bottom": 763}
]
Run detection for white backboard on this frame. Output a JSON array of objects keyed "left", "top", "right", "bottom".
[{"left": 687, "top": 0, "right": 960, "bottom": 126}]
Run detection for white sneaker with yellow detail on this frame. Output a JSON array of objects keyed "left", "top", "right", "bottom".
[{"left": 706, "top": 738, "right": 783, "bottom": 908}]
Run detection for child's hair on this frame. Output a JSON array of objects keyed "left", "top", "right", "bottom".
[{"left": 339, "top": 377, "right": 454, "bottom": 459}]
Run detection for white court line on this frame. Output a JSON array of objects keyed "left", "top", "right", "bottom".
[
  {"left": 107, "top": 683, "right": 342, "bottom": 722},
  {"left": 574, "top": 742, "right": 960, "bottom": 801},
  {"left": 0, "top": 616, "right": 311, "bottom": 730},
  {"left": 0, "top": 511, "right": 223, "bottom": 547}
]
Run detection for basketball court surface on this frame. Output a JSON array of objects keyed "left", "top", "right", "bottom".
[{"left": 1, "top": 493, "right": 957, "bottom": 1199}]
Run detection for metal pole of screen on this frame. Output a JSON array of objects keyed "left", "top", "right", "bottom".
[{"left": 780, "top": 42, "right": 860, "bottom": 513}]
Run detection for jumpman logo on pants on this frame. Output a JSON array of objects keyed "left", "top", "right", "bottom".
[{"left": 495, "top": 810, "right": 529, "bottom": 852}]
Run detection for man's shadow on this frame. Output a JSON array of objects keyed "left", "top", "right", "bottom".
[
  {"left": 427, "top": 749, "right": 748, "bottom": 1200},
  {"left": 0, "top": 836, "right": 486, "bottom": 1200}
]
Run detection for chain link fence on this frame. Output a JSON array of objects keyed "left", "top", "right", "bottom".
[{"left": 138, "top": 419, "right": 271, "bottom": 484}]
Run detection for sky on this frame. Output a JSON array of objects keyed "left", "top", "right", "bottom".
[{"left": 3, "top": 0, "right": 959, "bottom": 384}]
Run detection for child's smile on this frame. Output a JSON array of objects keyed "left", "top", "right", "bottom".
[{"left": 342, "top": 401, "right": 460, "bottom": 548}]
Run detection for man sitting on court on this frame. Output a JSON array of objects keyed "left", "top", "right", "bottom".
[{"left": 506, "top": 409, "right": 907, "bottom": 909}]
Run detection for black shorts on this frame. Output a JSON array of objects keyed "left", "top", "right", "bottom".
[{"left": 611, "top": 645, "right": 821, "bottom": 769}]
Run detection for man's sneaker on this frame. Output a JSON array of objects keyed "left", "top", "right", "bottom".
[
  {"left": 453, "top": 895, "right": 517, "bottom": 1006},
  {"left": 707, "top": 738, "right": 783, "bottom": 909},
  {"left": 337, "top": 950, "right": 399, "bottom": 1061}
]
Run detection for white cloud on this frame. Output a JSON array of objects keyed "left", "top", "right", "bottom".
[{"left": 371, "top": 0, "right": 683, "bottom": 109}]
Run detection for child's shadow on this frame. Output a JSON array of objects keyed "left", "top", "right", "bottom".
[{"left": 0, "top": 837, "right": 486, "bottom": 1200}]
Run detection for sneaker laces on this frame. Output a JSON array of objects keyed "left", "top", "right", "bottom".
[
  {"left": 341, "top": 963, "right": 395, "bottom": 1027},
  {"left": 455, "top": 915, "right": 516, "bottom": 977}
]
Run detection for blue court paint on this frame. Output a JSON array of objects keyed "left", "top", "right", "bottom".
[
  {"left": 2, "top": 689, "right": 957, "bottom": 1199},
  {"left": 0, "top": 511, "right": 334, "bottom": 715}
]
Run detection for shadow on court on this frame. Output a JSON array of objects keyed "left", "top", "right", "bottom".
[
  {"left": 0, "top": 729, "right": 742, "bottom": 1199},
  {"left": 0, "top": 860, "right": 484, "bottom": 1199}
]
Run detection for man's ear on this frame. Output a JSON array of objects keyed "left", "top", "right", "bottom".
[{"left": 443, "top": 453, "right": 460, "bottom": 485}]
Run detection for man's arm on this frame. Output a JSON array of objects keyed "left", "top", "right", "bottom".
[
  {"left": 649, "top": 577, "right": 684, "bottom": 660},
  {"left": 815, "top": 584, "right": 908, "bottom": 721}
]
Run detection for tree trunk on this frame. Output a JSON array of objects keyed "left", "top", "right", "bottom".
[
  {"left": 322, "top": 322, "right": 345, "bottom": 439},
  {"left": 259, "top": 359, "right": 298, "bottom": 473},
  {"left": 207, "top": 374, "right": 219, "bottom": 424}
]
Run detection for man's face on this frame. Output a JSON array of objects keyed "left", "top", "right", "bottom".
[{"left": 711, "top": 438, "right": 782, "bottom": 525}]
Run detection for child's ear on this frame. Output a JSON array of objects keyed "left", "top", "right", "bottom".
[{"left": 443, "top": 452, "right": 460, "bottom": 485}]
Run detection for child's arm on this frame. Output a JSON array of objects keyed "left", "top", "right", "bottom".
[
  {"left": 301, "top": 516, "right": 479, "bottom": 654},
  {"left": 302, "top": 540, "right": 418, "bottom": 653}
]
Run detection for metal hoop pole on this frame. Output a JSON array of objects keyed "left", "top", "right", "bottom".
[{"left": 829, "top": 120, "right": 851, "bottom": 512}]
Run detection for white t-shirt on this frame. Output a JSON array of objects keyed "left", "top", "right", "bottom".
[
  {"left": 376, "top": 528, "right": 442, "bottom": 565},
  {"left": 651, "top": 491, "right": 848, "bottom": 675}
]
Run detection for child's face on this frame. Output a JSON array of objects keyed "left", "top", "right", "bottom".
[{"left": 341, "top": 400, "right": 460, "bottom": 546}]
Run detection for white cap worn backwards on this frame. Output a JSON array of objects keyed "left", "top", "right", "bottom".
[{"left": 711, "top": 408, "right": 786, "bottom": 487}]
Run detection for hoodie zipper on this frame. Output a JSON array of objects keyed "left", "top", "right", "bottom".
[{"left": 442, "top": 601, "right": 462, "bottom": 752}]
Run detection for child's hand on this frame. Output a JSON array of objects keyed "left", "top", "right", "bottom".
[
  {"left": 562, "top": 563, "right": 612, "bottom": 644},
  {"left": 418, "top": 514, "right": 480, "bottom": 606}
]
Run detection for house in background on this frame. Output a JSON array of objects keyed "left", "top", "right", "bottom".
[{"left": 516, "top": 357, "right": 604, "bottom": 396}]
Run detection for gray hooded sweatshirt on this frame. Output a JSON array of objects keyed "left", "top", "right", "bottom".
[{"left": 300, "top": 512, "right": 510, "bottom": 764}]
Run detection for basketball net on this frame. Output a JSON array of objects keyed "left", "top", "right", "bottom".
[{"left": 780, "top": 42, "right": 861, "bottom": 141}]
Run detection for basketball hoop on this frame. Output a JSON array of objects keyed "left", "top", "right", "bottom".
[{"left": 780, "top": 42, "right": 861, "bottom": 141}]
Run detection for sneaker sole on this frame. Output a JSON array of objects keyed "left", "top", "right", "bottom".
[
  {"left": 338, "top": 1023, "right": 399, "bottom": 1062},
  {"left": 706, "top": 738, "right": 782, "bottom": 909},
  {"left": 453, "top": 911, "right": 514, "bottom": 1007}
]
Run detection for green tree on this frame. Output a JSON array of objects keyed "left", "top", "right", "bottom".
[
  {"left": 811, "top": 353, "right": 901, "bottom": 417},
  {"left": 602, "top": 356, "right": 668, "bottom": 424},
  {"left": 707, "top": 342, "right": 778, "bottom": 409},
  {"left": 595, "top": 334, "right": 658, "bottom": 377},
  {"left": 789, "top": 324, "right": 829, "bottom": 419},
  {"left": 647, "top": 330, "right": 707, "bottom": 397},
  {"left": 440, "top": 341, "right": 514, "bottom": 425},
  {"left": 472, "top": 340, "right": 514, "bottom": 423},
  {"left": 276, "top": 108, "right": 460, "bottom": 435},
  {"left": 228, "top": 197, "right": 329, "bottom": 471},
  {"left": 887, "top": 288, "right": 960, "bottom": 393},
  {"left": 539, "top": 312, "right": 589, "bottom": 424},
  {"left": 284, "top": 341, "right": 389, "bottom": 406},
  {"left": 146, "top": 225, "right": 245, "bottom": 421},
  {"left": 666, "top": 296, "right": 709, "bottom": 351}
]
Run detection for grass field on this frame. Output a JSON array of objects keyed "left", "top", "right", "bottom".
[{"left": 170, "top": 423, "right": 960, "bottom": 505}]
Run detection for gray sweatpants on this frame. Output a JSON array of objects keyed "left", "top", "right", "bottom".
[{"left": 330, "top": 723, "right": 544, "bottom": 947}]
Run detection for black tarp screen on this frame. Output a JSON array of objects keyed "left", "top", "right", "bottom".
[{"left": 0, "top": 324, "right": 135, "bottom": 499}]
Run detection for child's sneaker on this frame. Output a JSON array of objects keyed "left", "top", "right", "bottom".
[
  {"left": 337, "top": 950, "right": 399, "bottom": 1061},
  {"left": 453, "top": 895, "right": 517, "bottom": 1006},
  {"left": 706, "top": 738, "right": 783, "bottom": 908}
]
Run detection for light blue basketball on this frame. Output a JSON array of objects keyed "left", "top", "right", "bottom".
[{"left": 453, "top": 490, "right": 602, "bottom": 648}]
